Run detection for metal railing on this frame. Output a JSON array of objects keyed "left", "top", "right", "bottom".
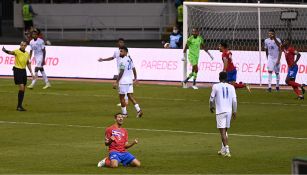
[
  {"left": 34, "top": 14, "right": 175, "bottom": 40},
  {"left": 30, "top": 0, "right": 168, "bottom": 4}
]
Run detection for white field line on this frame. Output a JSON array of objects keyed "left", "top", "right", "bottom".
[
  {"left": 0, "top": 90, "right": 306, "bottom": 107},
  {"left": 0, "top": 120, "right": 307, "bottom": 141}
]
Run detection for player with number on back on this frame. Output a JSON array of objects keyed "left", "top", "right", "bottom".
[
  {"left": 113, "top": 47, "right": 143, "bottom": 118},
  {"left": 282, "top": 39, "right": 305, "bottom": 100},
  {"left": 219, "top": 42, "right": 251, "bottom": 93},
  {"left": 264, "top": 29, "right": 282, "bottom": 92},
  {"left": 209, "top": 72, "right": 237, "bottom": 158},
  {"left": 183, "top": 28, "right": 214, "bottom": 89}
]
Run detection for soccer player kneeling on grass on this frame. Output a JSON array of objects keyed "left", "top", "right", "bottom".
[
  {"left": 209, "top": 72, "right": 237, "bottom": 158},
  {"left": 97, "top": 113, "right": 141, "bottom": 168}
]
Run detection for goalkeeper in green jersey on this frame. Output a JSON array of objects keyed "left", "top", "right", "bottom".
[{"left": 183, "top": 28, "right": 214, "bottom": 89}]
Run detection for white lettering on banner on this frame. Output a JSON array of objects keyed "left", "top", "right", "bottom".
[{"left": 0, "top": 45, "right": 306, "bottom": 85}]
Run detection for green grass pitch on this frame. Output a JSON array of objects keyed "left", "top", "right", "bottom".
[{"left": 0, "top": 78, "right": 306, "bottom": 174}]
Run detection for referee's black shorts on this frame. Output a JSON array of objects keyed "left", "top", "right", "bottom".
[{"left": 13, "top": 67, "right": 27, "bottom": 85}]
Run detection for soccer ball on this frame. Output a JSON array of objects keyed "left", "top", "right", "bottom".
[{"left": 164, "top": 42, "right": 170, "bottom": 48}]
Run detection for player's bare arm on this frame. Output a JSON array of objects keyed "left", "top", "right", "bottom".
[
  {"left": 232, "top": 97, "right": 237, "bottom": 120},
  {"left": 265, "top": 48, "right": 268, "bottom": 59},
  {"left": 2, "top": 47, "right": 15, "bottom": 55},
  {"left": 294, "top": 51, "right": 301, "bottom": 66},
  {"left": 202, "top": 44, "right": 214, "bottom": 60},
  {"left": 183, "top": 44, "right": 188, "bottom": 53},
  {"left": 276, "top": 46, "right": 282, "bottom": 65},
  {"left": 133, "top": 67, "right": 138, "bottom": 84},
  {"left": 27, "top": 60, "right": 34, "bottom": 79},
  {"left": 42, "top": 48, "right": 46, "bottom": 66},
  {"left": 222, "top": 57, "right": 228, "bottom": 72},
  {"left": 125, "top": 138, "right": 138, "bottom": 149},
  {"left": 232, "top": 112, "right": 237, "bottom": 120},
  {"left": 209, "top": 94, "right": 215, "bottom": 113},
  {"left": 98, "top": 56, "right": 114, "bottom": 62},
  {"left": 272, "top": 34, "right": 281, "bottom": 48},
  {"left": 105, "top": 136, "right": 115, "bottom": 146},
  {"left": 114, "top": 69, "right": 124, "bottom": 89},
  {"left": 29, "top": 50, "right": 33, "bottom": 59}
]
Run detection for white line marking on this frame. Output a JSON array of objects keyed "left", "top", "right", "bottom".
[
  {"left": 0, "top": 120, "right": 306, "bottom": 141},
  {"left": 0, "top": 90, "right": 306, "bottom": 107}
]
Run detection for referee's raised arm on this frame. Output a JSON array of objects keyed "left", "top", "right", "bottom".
[{"left": 2, "top": 46, "right": 15, "bottom": 55}]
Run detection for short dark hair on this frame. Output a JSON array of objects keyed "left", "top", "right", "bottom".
[
  {"left": 269, "top": 28, "right": 275, "bottom": 33},
  {"left": 220, "top": 42, "right": 228, "bottom": 49},
  {"left": 114, "top": 113, "right": 122, "bottom": 118},
  {"left": 219, "top": 72, "right": 227, "bottom": 82},
  {"left": 118, "top": 38, "right": 125, "bottom": 42},
  {"left": 120, "top": 46, "right": 128, "bottom": 52}
]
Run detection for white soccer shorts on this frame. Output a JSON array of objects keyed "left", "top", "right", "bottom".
[
  {"left": 267, "top": 57, "right": 280, "bottom": 73},
  {"left": 118, "top": 84, "right": 133, "bottom": 95},
  {"left": 216, "top": 112, "right": 232, "bottom": 128},
  {"left": 35, "top": 55, "right": 44, "bottom": 67}
]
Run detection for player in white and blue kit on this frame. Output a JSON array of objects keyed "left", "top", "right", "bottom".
[
  {"left": 210, "top": 72, "right": 237, "bottom": 158},
  {"left": 113, "top": 47, "right": 143, "bottom": 118},
  {"left": 98, "top": 38, "right": 129, "bottom": 106},
  {"left": 27, "top": 30, "right": 51, "bottom": 89},
  {"left": 264, "top": 29, "right": 282, "bottom": 92}
]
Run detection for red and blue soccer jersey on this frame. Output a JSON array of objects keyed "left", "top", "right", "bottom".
[
  {"left": 222, "top": 50, "right": 236, "bottom": 72},
  {"left": 105, "top": 124, "right": 128, "bottom": 153},
  {"left": 284, "top": 47, "right": 296, "bottom": 67}
]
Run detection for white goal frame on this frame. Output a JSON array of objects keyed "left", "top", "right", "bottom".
[{"left": 183, "top": 1, "right": 307, "bottom": 86}]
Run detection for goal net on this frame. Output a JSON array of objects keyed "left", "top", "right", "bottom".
[{"left": 183, "top": 2, "right": 307, "bottom": 85}]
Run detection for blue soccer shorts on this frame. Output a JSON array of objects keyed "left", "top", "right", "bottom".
[
  {"left": 287, "top": 65, "right": 298, "bottom": 79},
  {"left": 227, "top": 69, "right": 237, "bottom": 82},
  {"left": 109, "top": 151, "right": 135, "bottom": 166}
]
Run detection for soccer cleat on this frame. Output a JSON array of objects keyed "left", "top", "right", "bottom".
[
  {"left": 27, "top": 84, "right": 34, "bottom": 89},
  {"left": 136, "top": 110, "right": 143, "bottom": 118},
  {"left": 245, "top": 84, "right": 251, "bottom": 93},
  {"left": 122, "top": 114, "right": 128, "bottom": 118},
  {"left": 224, "top": 152, "right": 231, "bottom": 158},
  {"left": 182, "top": 82, "right": 188, "bottom": 89},
  {"left": 267, "top": 88, "right": 272, "bottom": 92},
  {"left": 276, "top": 86, "right": 280, "bottom": 91},
  {"left": 218, "top": 150, "right": 226, "bottom": 156},
  {"left": 192, "top": 85, "right": 198, "bottom": 89},
  {"left": 298, "top": 96, "right": 304, "bottom": 100},
  {"left": 97, "top": 158, "right": 106, "bottom": 168},
  {"left": 16, "top": 106, "right": 26, "bottom": 111},
  {"left": 43, "top": 83, "right": 51, "bottom": 89},
  {"left": 301, "top": 84, "right": 305, "bottom": 94}
]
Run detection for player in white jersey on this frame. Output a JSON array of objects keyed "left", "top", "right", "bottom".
[
  {"left": 209, "top": 72, "right": 237, "bottom": 158},
  {"left": 264, "top": 29, "right": 282, "bottom": 92},
  {"left": 27, "top": 30, "right": 51, "bottom": 89},
  {"left": 113, "top": 47, "right": 143, "bottom": 118},
  {"left": 98, "top": 38, "right": 129, "bottom": 106}
]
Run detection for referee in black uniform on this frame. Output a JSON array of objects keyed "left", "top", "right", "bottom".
[{"left": 2, "top": 41, "right": 34, "bottom": 111}]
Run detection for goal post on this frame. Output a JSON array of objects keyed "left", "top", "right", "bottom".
[{"left": 183, "top": 1, "right": 307, "bottom": 86}]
